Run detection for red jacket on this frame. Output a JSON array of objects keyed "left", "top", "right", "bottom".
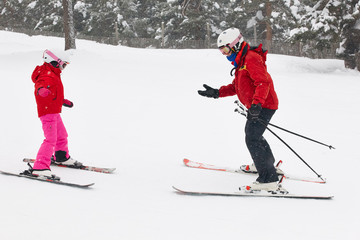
[
  {"left": 219, "top": 43, "right": 278, "bottom": 110},
  {"left": 31, "top": 63, "right": 64, "bottom": 117}
]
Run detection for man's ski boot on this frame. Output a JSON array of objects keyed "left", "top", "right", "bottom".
[
  {"left": 240, "top": 160, "right": 285, "bottom": 175},
  {"left": 241, "top": 176, "right": 288, "bottom": 194},
  {"left": 240, "top": 163, "right": 258, "bottom": 173}
]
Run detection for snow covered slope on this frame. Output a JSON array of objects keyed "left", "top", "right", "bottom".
[{"left": 0, "top": 31, "right": 359, "bottom": 240}]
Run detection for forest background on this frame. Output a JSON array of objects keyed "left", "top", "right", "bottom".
[{"left": 1, "top": 0, "right": 360, "bottom": 70}]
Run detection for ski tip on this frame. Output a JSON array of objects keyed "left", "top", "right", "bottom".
[
  {"left": 83, "top": 183, "right": 95, "bottom": 188},
  {"left": 93, "top": 168, "right": 116, "bottom": 173},
  {"left": 172, "top": 186, "right": 185, "bottom": 193},
  {"left": 183, "top": 158, "right": 190, "bottom": 164},
  {"left": 173, "top": 186, "right": 195, "bottom": 195}
]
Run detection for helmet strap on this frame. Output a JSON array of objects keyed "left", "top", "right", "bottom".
[{"left": 228, "top": 34, "right": 243, "bottom": 49}]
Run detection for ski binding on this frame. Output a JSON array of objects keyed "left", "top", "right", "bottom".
[{"left": 23, "top": 158, "right": 116, "bottom": 174}]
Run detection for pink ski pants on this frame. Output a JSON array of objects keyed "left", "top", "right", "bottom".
[{"left": 34, "top": 113, "right": 69, "bottom": 170}]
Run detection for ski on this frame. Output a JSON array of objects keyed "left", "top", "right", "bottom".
[
  {"left": 183, "top": 158, "right": 326, "bottom": 184},
  {"left": 23, "top": 158, "right": 116, "bottom": 174},
  {"left": 173, "top": 186, "right": 333, "bottom": 200},
  {"left": 0, "top": 170, "right": 94, "bottom": 188}
]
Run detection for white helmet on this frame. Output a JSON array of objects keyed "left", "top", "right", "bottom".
[
  {"left": 43, "top": 49, "right": 70, "bottom": 70},
  {"left": 217, "top": 27, "right": 244, "bottom": 52}
]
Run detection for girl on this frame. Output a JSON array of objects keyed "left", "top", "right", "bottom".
[{"left": 26, "top": 49, "right": 77, "bottom": 179}]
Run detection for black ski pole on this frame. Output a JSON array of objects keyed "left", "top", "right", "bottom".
[
  {"left": 234, "top": 101, "right": 335, "bottom": 149},
  {"left": 234, "top": 105, "right": 326, "bottom": 182},
  {"left": 262, "top": 123, "right": 325, "bottom": 182},
  {"left": 265, "top": 122, "right": 335, "bottom": 150}
]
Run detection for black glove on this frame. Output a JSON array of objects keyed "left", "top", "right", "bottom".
[
  {"left": 247, "top": 103, "right": 262, "bottom": 121},
  {"left": 198, "top": 84, "right": 219, "bottom": 99},
  {"left": 63, "top": 99, "right": 74, "bottom": 108}
]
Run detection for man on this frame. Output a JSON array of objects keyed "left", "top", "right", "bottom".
[{"left": 198, "top": 27, "right": 285, "bottom": 192}]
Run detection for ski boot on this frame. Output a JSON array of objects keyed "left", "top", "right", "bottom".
[
  {"left": 240, "top": 160, "right": 285, "bottom": 175},
  {"left": 21, "top": 163, "right": 60, "bottom": 180},
  {"left": 52, "top": 151, "right": 83, "bottom": 168},
  {"left": 241, "top": 176, "right": 288, "bottom": 194}
]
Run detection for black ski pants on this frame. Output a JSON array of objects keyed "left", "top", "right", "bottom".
[{"left": 245, "top": 108, "right": 278, "bottom": 183}]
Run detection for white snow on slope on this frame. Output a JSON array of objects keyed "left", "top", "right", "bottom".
[{"left": 0, "top": 31, "right": 359, "bottom": 240}]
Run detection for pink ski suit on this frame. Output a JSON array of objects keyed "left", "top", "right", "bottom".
[{"left": 31, "top": 63, "right": 70, "bottom": 170}]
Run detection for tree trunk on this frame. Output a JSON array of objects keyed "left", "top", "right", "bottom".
[
  {"left": 356, "top": 52, "right": 360, "bottom": 71},
  {"left": 264, "top": 0, "right": 272, "bottom": 51},
  {"left": 343, "top": 29, "right": 360, "bottom": 70},
  {"left": 63, "top": 0, "right": 76, "bottom": 50}
]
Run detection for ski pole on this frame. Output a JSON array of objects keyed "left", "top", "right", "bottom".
[
  {"left": 265, "top": 121, "right": 335, "bottom": 149},
  {"left": 234, "top": 104, "right": 326, "bottom": 182},
  {"left": 261, "top": 122, "right": 325, "bottom": 182},
  {"left": 234, "top": 101, "right": 335, "bottom": 149}
]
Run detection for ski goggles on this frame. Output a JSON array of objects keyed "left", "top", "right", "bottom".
[
  {"left": 219, "top": 45, "right": 233, "bottom": 55},
  {"left": 218, "top": 34, "right": 243, "bottom": 55},
  {"left": 60, "top": 61, "right": 69, "bottom": 70}
]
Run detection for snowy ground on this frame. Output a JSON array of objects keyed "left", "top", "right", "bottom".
[{"left": 0, "top": 30, "right": 359, "bottom": 240}]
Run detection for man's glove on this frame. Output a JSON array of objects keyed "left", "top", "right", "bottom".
[
  {"left": 63, "top": 99, "right": 73, "bottom": 108},
  {"left": 38, "top": 88, "right": 51, "bottom": 97},
  {"left": 247, "top": 103, "right": 262, "bottom": 121},
  {"left": 198, "top": 84, "right": 219, "bottom": 99}
]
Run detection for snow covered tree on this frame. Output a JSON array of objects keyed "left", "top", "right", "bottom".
[
  {"left": 73, "top": 0, "right": 91, "bottom": 33},
  {"left": 170, "top": 1, "right": 245, "bottom": 47},
  {"left": 0, "top": 0, "right": 27, "bottom": 28},
  {"left": 80, "top": 0, "right": 121, "bottom": 37},
  {"left": 0, "top": 0, "right": 63, "bottom": 31},
  {"left": 180, "top": 0, "right": 202, "bottom": 17},
  {"left": 337, "top": 1, "right": 360, "bottom": 70},
  {"left": 176, "top": 0, "right": 207, "bottom": 42},
  {"left": 25, "top": 0, "right": 63, "bottom": 32},
  {"left": 154, "top": 1, "right": 184, "bottom": 47},
  {"left": 238, "top": 0, "right": 299, "bottom": 50},
  {"left": 132, "top": 0, "right": 168, "bottom": 38},
  {"left": 300, "top": 1, "right": 342, "bottom": 48},
  {"left": 290, "top": 0, "right": 360, "bottom": 69}
]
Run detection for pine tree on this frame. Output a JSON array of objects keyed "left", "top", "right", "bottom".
[
  {"left": 83, "top": 0, "right": 121, "bottom": 37},
  {"left": 289, "top": 1, "right": 342, "bottom": 57},
  {"left": 338, "top": 0, "right": 360, "bottom": 69},
  {"left": 73, "top": 0, "right": 92, "bottom": 34},
  {"left": 290, "top": 0, "right": 360, "bottom": 69},
  {"left": 25, "top": 0, "right": 63, "bottom": 32},
  {"left": 0, "top": 0, "right": 28, "bottom": 29},
  {"left": 238, "top": 0, "right": 298, "bottom": 49}
]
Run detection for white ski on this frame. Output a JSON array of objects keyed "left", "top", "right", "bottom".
[
  {"left": 173, "top": 186, "right": 333, "bottom": 200},
  {"left": 183, "top": 158, "right": 326, "bottom": 184},
  {"left": 0, "top": 170, "right": 94, "bottom": 188}
]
